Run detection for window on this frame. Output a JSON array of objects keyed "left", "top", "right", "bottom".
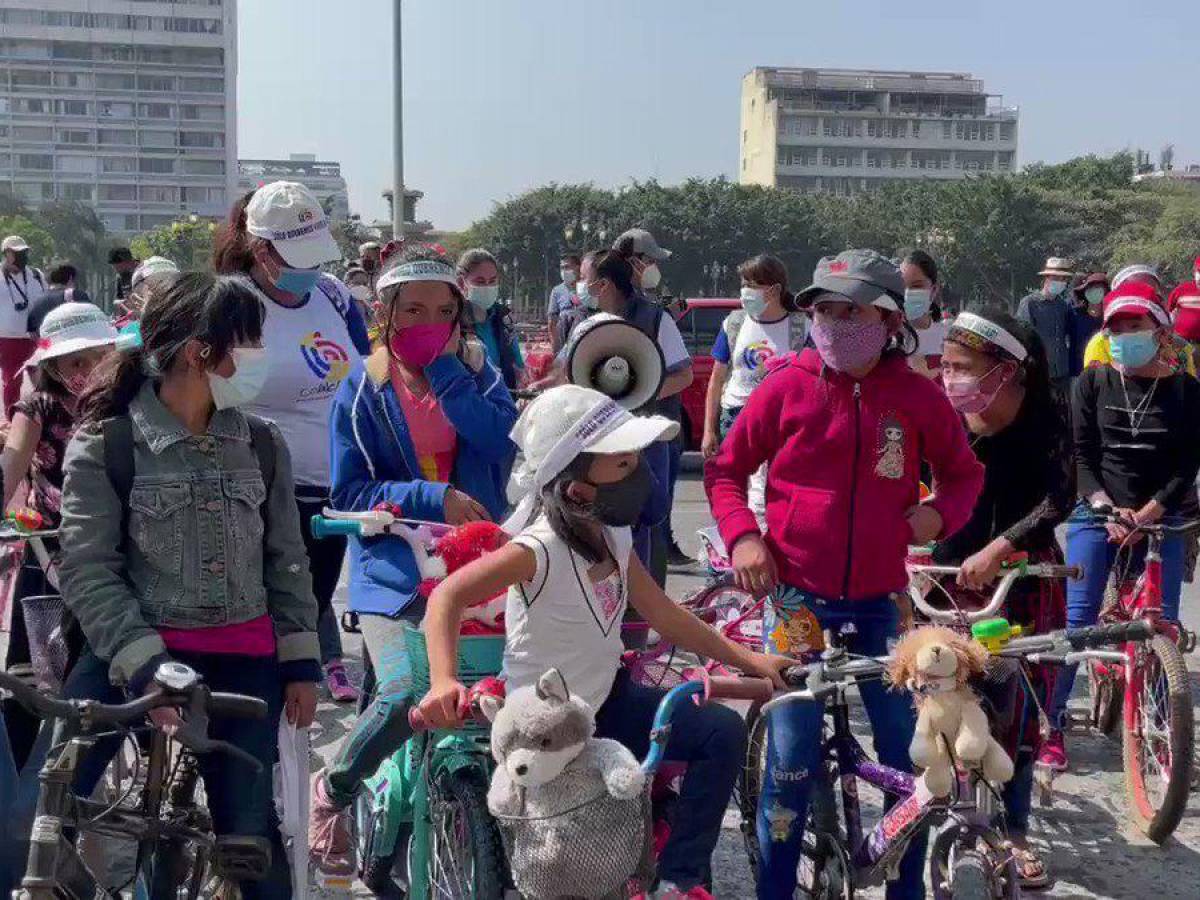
[
  {"left": 98, "top": 129, "right": 136, "bottom": 146},
  {"left": 140, "top": 103, "right": 175, "bottom": 119},
  {"left": 139, "top": 157, "right": 176, "bottom": 173},
  {"left": 0, "top": 154, "right": 10, "bottom": 171},
  {"left": 138, "top": 75, "right": 175, "bottom": 92},
  {"left": 943, "top": 122, "right": 952, "bottom": 139},
  {"left": 95, "top": 45, "right": 135, "bottom": 62},
  {"left": 676, "top": 307, "right": 728, "bottom": 355},
  {"left": 180, "top": 131, "right": 224, "bottom": 148},
  {"left": 140, "top": 214, "right": 178, "bottom": 229},
  {"left": 58, "top": 129, "right": 93, "bottom": 144},
  {"left": 58, "top": 155, "right": 96, "bottom": 173},
  {"left": 100, "top": 184, "right": 138, "bottom": 202},
  {"left": 100, "top": 156, "right": 137, "bottom": 173},
  {"left": 11, "top": 70, "right": 52, "bottom": 87},
  {"left": 60, "top": 183, "right": 94, "bottom": 202},
  {"left": 97, "top": 73, "right": 136, "bottom": 91},
  {"left": 137, "top": 47, "right": 175, "bottom": 64},
  {"left": 183, "top": 158, "right": 225, "bottom": 175},
  {"left": 140, "top": 185, "right": 179, "bottom": 203},
  {"left": 912, "top": 122, "right": 921, "bottom": 138},
  {"left": 180, "top": 77, "right": 224, "bottom": 93},
  {"left": 55, "top": 100, "right": 90, "bottom": 116},
  {"left": 4, "top": 40, "right": 51, "bottom": 59},
  {"left": 181, "top": 104, "right": 224, "bottom": 121},
  {"left": 17, "top": 154, "right": 53, "bottom": 171},
  {"left": 99, "top": 101, "right": 134, "bottom": 118},
  {"left": 14, "top": 98, "right": 48, "bottom": 114},
  {"left": 12, "top": 126, "right": 53, "bottom": 142},
  {"left": 140, "top": 131, "right": 176, "bottom": 148},
  {"left": 182, "top": 186, "right": 224, "bottom": 204},
  {"left": 13, "top": 182, "right": 55, "bottom": 202},
  {"left": 984, "top": 124, "right": 995, "bottom": 141},
  {"left": 54, "top": 72, "right": 92, "bottom": 89},
  {"left": 52, "top": 42, "right": 93, "bottom": 60},
  {"left": 999, "top": 123, "right": 1015, "bottom": 142}
]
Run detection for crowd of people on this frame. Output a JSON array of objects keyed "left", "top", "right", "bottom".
[{"left": 0, "top": 174, "right": 1198, "bottom": 898}]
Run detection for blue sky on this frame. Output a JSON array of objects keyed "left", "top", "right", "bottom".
[{"left": 237, "top": 0, "right": 1198, "bottom": 231}]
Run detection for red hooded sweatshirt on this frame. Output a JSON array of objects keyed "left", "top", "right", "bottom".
[{"left": 705, "top": 349, "right": 984, "bottom": 601}]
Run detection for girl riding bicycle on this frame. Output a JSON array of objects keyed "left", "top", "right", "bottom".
[
  {"left": 1046, "top": 281, "right": 1200, "bottom": 771},
  {"left": 933, "top": 307, "right": 1073, "bottom": 888},
  {"left": 705, "top": 250, "right": 984, "bottom": 899},
  {"left": 56, "top": 272, "right": 320, "bottom": 900},
  {"left": 416, "top": 384, "right": 793, "bottom": 899},
  {"left": 310, "top": 243, "right": 518, "bottom": 878}
]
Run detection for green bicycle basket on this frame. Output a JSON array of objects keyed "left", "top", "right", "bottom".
[{"left": 404, "top": 624, "right": 505, "bottom": 699}]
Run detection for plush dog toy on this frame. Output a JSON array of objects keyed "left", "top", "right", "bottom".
[
  {"left": 888, "top": 626, "right": 1014, "bottom": 797},
  {"left": 483, "top": 669, "right": 649, "bottom": 899}
]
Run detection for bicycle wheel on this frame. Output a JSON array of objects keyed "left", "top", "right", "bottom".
[
  {"left": 425, "top": 767, "right": 505, "bottom": 899},
  {"left": 738, "top": 708, "right": 846, "bottom": 899},
  {"left": 1122, "top": 633, "right": 1194, "bottom": 843},
  {"left": 356, "top": 787, "right": 411, "bottom": 896},
  {"left": 1087, "top": 659, "right": 1123, "bottom": 736},
  {"left": 929, "top": 825, "right": 1018, "bottom": 900}
]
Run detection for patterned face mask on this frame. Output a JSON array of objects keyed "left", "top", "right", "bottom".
[{"left": 810, "top": 318, "right": 888, "bottom": 372}]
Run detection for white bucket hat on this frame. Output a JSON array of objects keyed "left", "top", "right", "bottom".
[
  {"left": 245, "top": 181, "right": 340, "bottom": 269},
  {"left": 505, "top": 384, "right": 678, "bottom": 532},
  {"left": 131, "top": 255, "right": 178, "bottom": 289},
  {"left": 28, "top": 302, "right": 117, "bottom": 367}
]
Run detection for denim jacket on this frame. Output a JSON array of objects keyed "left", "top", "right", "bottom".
[
  {"left": 58, "top": 381, "right": 319, "bottom": 687},
  {"left": 330, "top": 347, "right": 517, "bottom": 616}
]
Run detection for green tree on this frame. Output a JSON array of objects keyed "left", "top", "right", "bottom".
[
  {"left": 37, "top": 200, "right": 113, "bottom": 301},
  {"left": 130, "top": 217, "right": 216, "bottom": 270},
  {"left": 0, "top": 215, "right": 55, "bottom": 268}
]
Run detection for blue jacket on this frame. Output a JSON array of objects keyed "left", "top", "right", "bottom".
[{"left": 329, "top": 347, "right": 518, "bottom": 616}]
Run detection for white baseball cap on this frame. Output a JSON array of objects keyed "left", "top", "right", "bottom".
[
  {"left": 28, "top": 303, "right": 117, "bottom": 367},
  {"left": 2, "top": 235, "right": 30, "bottom": 253},
  {"left": 131, "top": 255, "right": 178, "bottom": 289},
  {"left": 245, "top": 181, "right": 340, "bottom": 269}
]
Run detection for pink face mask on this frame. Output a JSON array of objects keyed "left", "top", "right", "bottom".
[
  {"left": 944, "top": 364, "right": 1011, "bottom": 414},
  {"left": 65, "top": 373, "right": 91, "bottom": 395},
  {"left": 388, "top": 322, "right": 454, "bottom": 369}
]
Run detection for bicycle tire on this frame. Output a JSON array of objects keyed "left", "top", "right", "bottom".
[
  {"left": 357, "top": 786, "right": 411, "bottom": 897},
  {"left": 1122, "top": 633, "right": 1194, "bottom": 843},
  {"left": 929, "top": 825, "right": 1018, "bottom": 900},
  {"left": 738, "top": 708, "right": 846, "bottom": 898},
  {"left": 1088, "top": 660, "right": 1123, "bottom": 736},
  {"left": 425, "top": 767, "right": 505, "bottom": 900}
]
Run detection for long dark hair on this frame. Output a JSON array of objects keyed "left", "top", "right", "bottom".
[
  {"left": 537, "top": 453, "right": 608, "bottom": 564},
  {"left": 211, "top": 189, "right": 258, "bottom": 274},
  {"left": 79, "top": 272, "right": 264, "bottom": 423}
]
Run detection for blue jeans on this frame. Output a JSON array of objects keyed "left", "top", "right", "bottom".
[
  {"left": 594, "top": 669, "right": 747, "bottom": 891},
  {"left": 1048, "top": 506, "right": 1186, "bottom": 728},
  {"left": 759, "top": 593, "right": 926, "bottom": 900},
  {"left": 0, "top": 708, "right": 21, "bottom": 897}
]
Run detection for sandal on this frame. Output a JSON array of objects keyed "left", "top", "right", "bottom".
[{"left": 1013, "top": 846, "right": 1050, "bottom": 890}]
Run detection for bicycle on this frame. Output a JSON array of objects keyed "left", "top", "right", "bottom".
[
  {"left": 0, "top": 662, "right": 270, "bottom": 900},
  {"left": 311, "top": 510, "right": 507, "bottom": 898},
  {"left": 737, "top": 619, "right": 1151, "bottom": 900},
  {"left": 1061, "top": 505, "right": 1198, "bottom": 843}
]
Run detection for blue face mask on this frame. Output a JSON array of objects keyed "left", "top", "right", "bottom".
[
  {"left": 1109, "top": 330, "right": 1159, "bottom": 369},
  {"left": 272, "top": 265, "right": 321, "bottom": 297},
  {"left": 903, "top": 288, "right": 933, "bottom": 322}
]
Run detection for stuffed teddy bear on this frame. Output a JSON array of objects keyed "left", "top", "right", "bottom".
[
  {"left": 482, "top": 669, "right": 649, "bottom": 900},
  {"left": 888, "top": 626, "right": 1014, "bottom": 797}
]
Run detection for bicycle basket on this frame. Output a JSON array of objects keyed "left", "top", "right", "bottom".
[
  {"left": 404, "top": 625, "right": 504, "bottom": 733},
  {"left": 19, "top": 593, "right": 70, "bottom": 690},
  {"left": 496, "top": 785, "right": 653, "bottom": 899}
]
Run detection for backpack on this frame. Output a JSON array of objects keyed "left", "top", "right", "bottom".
[
  {"left": 721, "top": 309, "right": 808, "bottom": 358},
  {"left": 101, "top": 414, "right": 276, "bottom": 540}
]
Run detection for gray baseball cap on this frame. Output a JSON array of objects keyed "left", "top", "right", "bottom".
[
  {"left": 613, "top": 228, "right": 672, "bottom": 261},
  {"left": 795, "top": 249, "right": 904, "bottom": 311}
]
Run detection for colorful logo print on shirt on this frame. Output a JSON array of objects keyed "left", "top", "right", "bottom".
[
  {"left": 740, "top": 340, "right": 776, "bottom": 376},
  {"left": 300, "top": 332, "right": 350, "bottom": 383}
]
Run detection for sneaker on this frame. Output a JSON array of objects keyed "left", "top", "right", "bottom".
[
  {"left": 1037, "top": 729, "right": 1068, "bottom": 772},
  {"left": 653, "top": 883, "right": 713, "bottom": 899},
  {"left": 666, "top": 541, "right": 696, "bottom": 569},
  {"left": 309, "top": 772, "right": 356, "bottom": 877},
  {"left": 324, "top": 660, "right": 358, "bottom": 703}
]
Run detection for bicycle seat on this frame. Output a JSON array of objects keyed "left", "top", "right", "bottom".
[{"left": 212, "top": 835, "right": 272, "bottom": 882}]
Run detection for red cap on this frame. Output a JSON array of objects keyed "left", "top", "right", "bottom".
[
  {"left": 1170, "top": 283, "right": 1200, "bottom": 342},
  {"left": 1102, "top": 280, "right": 1170, "bottom": 327}
]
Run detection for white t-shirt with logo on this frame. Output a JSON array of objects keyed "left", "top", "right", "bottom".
[
  {"left": 912, "top": 319, "right": 949, "bottom": 374},
  {"left": 505, "top": 514, "right": 633, "bottom": 711},
  {"left": 0, "top": 268, "right": 46, "bottom": 337},
  {"left": 242, "top": 275, "right": 362, "bottom": 488},
  {"left": 715, "top": 314, "right": 793, "bottom": 409}
]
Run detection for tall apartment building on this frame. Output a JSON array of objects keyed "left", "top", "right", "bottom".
[
  {"left": 0, "top": 0, "right": 238, "bottom": 235},
  {"left": 238, "top": 154, "right": 349, "bottom": 224},
  {"left": 740, "top": 67, "right": 1019, "bottom": 195}
]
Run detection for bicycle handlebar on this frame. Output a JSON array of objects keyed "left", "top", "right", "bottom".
[
  {"left": 907, "top": 561, "right": 1082, "bottom": 624},
  {"left": 310, "top": 515, "right": 362, "bottom": 539},
  {"left": 1088, "top": 504, "right": 1200, "bottom": 537}
]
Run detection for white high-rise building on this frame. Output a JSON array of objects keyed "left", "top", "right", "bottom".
[
  {"left": 0, "top": 0, "right": 238, "bottom": 235},
  {"left": 740, "top": 67, "right": 1019, "bottom": 195}
]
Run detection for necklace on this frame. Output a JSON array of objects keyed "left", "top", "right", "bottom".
[{"left": 1118, "top": 371, "right": 1159, "bottom": 438}]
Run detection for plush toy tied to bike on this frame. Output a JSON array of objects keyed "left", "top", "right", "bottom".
[
  {"left": 889, "top": 626, "right": 1014, "bottom": 797},
  {"left": 483, "top": 669, "right": 653, "bottom": 900}
]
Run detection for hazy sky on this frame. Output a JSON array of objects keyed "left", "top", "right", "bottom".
[{"left": 237, "top": 0, "right": 1198, "bottom": 231}]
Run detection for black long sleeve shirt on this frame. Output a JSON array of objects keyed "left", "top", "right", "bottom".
[{"left": 1072, "top": 366, "right": 1200, "bottom": 515}]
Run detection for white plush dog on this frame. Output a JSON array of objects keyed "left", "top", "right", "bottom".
[
  {"left": 888, "top": 627, "right": 1014, "bottom": 797},
  {"left": 484, "top": 669, "right": 648, "bottom": 899}
]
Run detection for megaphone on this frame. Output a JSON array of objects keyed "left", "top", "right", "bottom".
[{"left": 564, "top": 313, "right": 665, "bottom": 411}]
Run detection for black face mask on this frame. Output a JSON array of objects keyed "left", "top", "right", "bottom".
[
  {"left": 11, "top": 251, "right": 29, "bottom": 269},
  {"left": 589, "top": 459, "right": 652, "bottom": 528}
]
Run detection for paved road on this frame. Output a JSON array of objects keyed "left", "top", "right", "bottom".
[{"left": 310, "top": 472, "right": 1200, "bottom": 898}]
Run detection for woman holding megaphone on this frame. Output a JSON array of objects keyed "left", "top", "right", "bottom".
[{"left": 311, "top": 244, "right": 518, "bottom": 878}]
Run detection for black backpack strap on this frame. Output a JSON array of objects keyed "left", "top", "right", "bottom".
[
  {"left": 245, "top": 416, "right": 276, "bottom": 528},
  {"left": 101, "top": 416, "right": 135, "bottom": 539}
]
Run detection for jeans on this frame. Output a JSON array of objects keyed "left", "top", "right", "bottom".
[
  {"left": 1048, "top": 505, "right": 1186, "bottom": 728},
  {"left": 657, "top": 430, "right": 685, "bottom": 550},
  {"left": 759, "top": 593, "right": 926, "bottom": 900},
  {"left": 594, "top": 669, "right": 747, "bottom": 890},
  {"left": 325, "top": 610, "right": 422, "bottom": 806},
  {"left": 0, "top": 708, "right": 20, "bottom": 897},
  {"left": 297, "top": 495, "right": 347, "bottom": 666}
]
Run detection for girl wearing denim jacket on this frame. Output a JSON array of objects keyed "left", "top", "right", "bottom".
[
  {"left": 705, "top": 250, "right": 984, "bottom": 900},
  {"left": 310, "top": 245, "right": 518, "bottom": 876},
  {"left": 57, "top": 272, "right": 320, "bottom": 900}
]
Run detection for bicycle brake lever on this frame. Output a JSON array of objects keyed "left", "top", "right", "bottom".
[{"left": 208, "top": 738, "right": 264, "bottom": 773}]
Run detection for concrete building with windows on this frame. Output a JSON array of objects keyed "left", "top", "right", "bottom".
[
  {"left": 740, "top": 67, "right": 1019, "bottom": 195},
  {"left": 238, "top": 154, "right": 349, "bottom": 223},
  {"left": 0, "top": 0, "right": 238, "bottom": 234}
]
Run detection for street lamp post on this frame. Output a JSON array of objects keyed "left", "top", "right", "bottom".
[{"left": 392, "top": 0, "right": 405, "bottom": 242}]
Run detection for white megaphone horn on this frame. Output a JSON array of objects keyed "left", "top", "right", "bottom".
[{"left": 564, "top": 313, "right": 665, "bottom": 411}]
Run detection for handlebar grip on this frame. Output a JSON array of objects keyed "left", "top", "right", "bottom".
[
  {"left": 782, "top": 666, "right": 811, "bottom": 689},
  {"left": 704, "top": 677, "right": 774, "bottom": 704},
  {"left": 209, "top": 693, "right": 268, "bottom": 720},
  {"left": 1041, "top": 564, "right": 1083, "bottom": 581},
  {"left": 408, "top": 707, "right": 430, "bottom": 732},
  {"left": 1067, "top": 619, "right": 1154, "bottom": 649},
  {"left": 311, "top": 516, "right": 361, "bottom": 539}
]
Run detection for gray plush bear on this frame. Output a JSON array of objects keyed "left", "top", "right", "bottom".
[{"left": 482, "top": 669, "right": 650, "bottom": 900}]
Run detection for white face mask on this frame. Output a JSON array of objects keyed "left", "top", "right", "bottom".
[
  {"left": 560, "top": 268, "right": 577, "bottom": 286},
  {"left": 208, "top": 347, "right": 269, "bottom": 410},
  {"left": 576, "top": 280, "right": 596, "bottom": 309},
  {"left": 740, "top": 286, "right": 768, "bottom": 319},
  {"left": 640, "top": 263, "right": 661, "bottom": 291},
  {"left": 349, "top": 284, "right": 371, "bottom": 304},
  {"left": 467, "top": 283, "right": 500, "bottom": 311}
]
